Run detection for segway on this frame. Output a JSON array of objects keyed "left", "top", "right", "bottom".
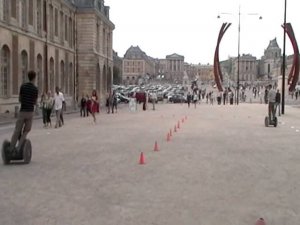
[
  {"left": 265, "top": 104, "right": 278, "bottom": 127},
  {"left": 1, "top": 139, "right": 32, "bottom": 164}
]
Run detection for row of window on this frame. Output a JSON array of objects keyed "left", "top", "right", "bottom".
[
  {"left": 1, "top": 0, "right": 74, "bottom": 47},
  {"left": 0, "top": 45, "right": 73, "bottom": 98},
  {"left": 124, "top": 68, "right": 142, "bottom": 73}
]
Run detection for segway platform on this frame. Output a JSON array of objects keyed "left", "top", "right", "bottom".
[{"left": 1, "top": 139, "right": 32, "bottom": 165}]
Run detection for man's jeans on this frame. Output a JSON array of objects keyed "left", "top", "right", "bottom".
[{"left": 10, "top": 111, "right": 34, "bottom": 151}]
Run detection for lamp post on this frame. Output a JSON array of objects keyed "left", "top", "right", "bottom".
[
  {"left": 218, "top": 7, "right": 262, "bottom": 105},
  {"left": 237, "top": 5, "right": 241, "bottom": 105},
  {"left": 281, "top": 0, "right": 287, "bottom": 115}
]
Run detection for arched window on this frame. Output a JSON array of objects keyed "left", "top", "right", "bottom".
[
  {"left": 68, "top": 63, "right": 73, "bottom": 95},
  {"left": 60, "top": 60, "right": 65, "bottom": 93},
  {"left": 37, "top": 54, "right": 43, "bottom": 91},
  {"left": 49, "top": 58, "right": 54, "bottom": 92},
  {"left": 102, "top": 65, "right": 106, "bottom": 93},
  {"left": 1, "top": 46, "right": 10, "bottom": 97},
  {"left": 96, "top": 64, "right": 100, "bottom": 93},
  {"left": 21, "top": 50, "right": 28, "bottom": 83}
]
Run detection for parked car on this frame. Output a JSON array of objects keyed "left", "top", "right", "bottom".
[
  {"left": 116, "top": 93, "right": 130, "bottom": 103},
  {"left": 169, "top": 94, "right": 187, "bottom": 103}
]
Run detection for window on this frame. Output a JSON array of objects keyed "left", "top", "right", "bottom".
[
  {"left": 21, "top": 51, "right": 28, "bottom": 83},
  {"left": 43, "top": 0, "right": 47, "bottom": 31},
  {"left": 68, "top": 63, "right": 73, "bottom": 95},
  {"left": 64, "top": 15, "right": 68, "bottom": 41},
  {"left": 49, "top": 58, "right": 54, "bottom": 91},
  {"left": 37, "top": 54, "right": 43, "bottom": 91},
  {"left": 60, "top": 11, "right": 64, "bottom": 43},
  {"left": 36, "top": 0, "right": 42, "bottom": 35},
  {"left": 102, "top": 28, "right": 106, "bottom": 54},
  {"left": 0, "top": 46, "right": 10, "bottom": 97},
  {"left": 3, "top": 0, "right": 9, "bottom": 22},
  {"left": 60, "top": 61, "right": 65, "bottom": 93},
  {"left": 96, "top": 24, "right": 100, "bottom": 51},
  {"left": 21, "top": 0, "right": 27, "bottom": 28},
  {"left": 69, "top": 17, "right": 72, "bottom": 47},
  {"left": 54, "top": 8, "right": 58, "bottom": 36},
  {"left": 49, "top": 5, "right": 53, "bottom": 40},
  {"left": 29, "top": 0, "right": 33, "bottom": 25},
  {"left": 11, "top": 0, "right": 17, "bottom": 18}
]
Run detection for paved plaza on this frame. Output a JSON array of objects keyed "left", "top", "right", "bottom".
[{"left": 0, "top": 102, "right": 300, "bottom": 225}]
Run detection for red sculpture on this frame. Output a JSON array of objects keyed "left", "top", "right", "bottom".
[
  {"left": 214, "top": 23, "right": 231, "bottom": 92},
  {"left": 282, "top": 23, "right": 299, "bottom": 92}
]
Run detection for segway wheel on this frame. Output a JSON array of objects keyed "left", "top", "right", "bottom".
[
  {"left": 22, "top": 139, "right": 32, "bottom": 164},
  {"left": 2, "top": 140, "right": 11, "bottom": 165},
  {"left": 274, "top": 117, "right": 278, "bottom": 127},
  {"left": 264, "top": 116, "right": 269, "bottom": 127}
]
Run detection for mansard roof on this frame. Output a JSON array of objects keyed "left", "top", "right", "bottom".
[
  {"left": 124, "top": 46, "right": 149, "bottom": 60},
  {"left": 267, "top": 38, "right": 280, "bottom": 49}
]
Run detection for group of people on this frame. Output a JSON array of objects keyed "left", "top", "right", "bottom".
[
  {"left": 79, "top": 90, "right": 100, "bottom": 123},
  {"left": 79, "top": 90, "right": 117, "bottom": 121},
  {"left": 40, "top": 87, "right": 65, "bottom": 128}
]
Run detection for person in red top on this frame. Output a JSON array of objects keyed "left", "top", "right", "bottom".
[{"left": 91, "top": 90, "right": 99, "bottom": 123}]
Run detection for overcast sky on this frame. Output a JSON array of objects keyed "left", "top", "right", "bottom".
[{"left": 106, "top": 0, "right": 299, "bottom": 65}]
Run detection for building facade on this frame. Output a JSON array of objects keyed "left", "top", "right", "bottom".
[
  {"left": 122, "top": 46, "right": 155, "bottom": 85},
  {"left": 259, "top": 38, "right": 282, "bottom": 80},
  {"left": 165, "top": 53, "right": 184, "bottom": 82},
  {"left": 0, "top": 0, "right": 114, "bottom": 113},
  {"left": 232, "top": 54, "right": 258, "bottom": 83}
]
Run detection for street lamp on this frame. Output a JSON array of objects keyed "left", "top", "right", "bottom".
[
  {"left": 282, "top": 0, "right": 287, "bottom": 115},
  {"left": 218, "top": 6, "right": 262, "bottom": 105}
]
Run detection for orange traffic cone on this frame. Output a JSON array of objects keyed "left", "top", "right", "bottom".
[
  {"left": 174, "top": 125, "right": 177, "bottom": 132},
  {"left": 255, "top": 218, "right": 266, "bottom": 225},
  {"left": 139, "top": 152, "right": 145, "bottom": 164},
  {"left": 154, "top": 141, "right": 159, "bottom": 151},
  {"left": 169, "top": 129, "right": 172, "bottom": 137},
  {"left": 167, "top": 133, "right": 170, "bottom": 141}
]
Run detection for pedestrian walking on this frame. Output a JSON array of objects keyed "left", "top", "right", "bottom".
[
  {"left": 91, "top": 90, "right": 99, "bottom": 123},
  {"left": 54, "top": 86, "right": 64, "bottom": 128},
  {"left": 193, "top": 91, "right": 198, "bottom": 108},
  {"left": 187, "top": 92, "right": 192, "bottom": 108},
  {"left": 112, "top": 90, "right": 118, "bottom": 113},
  {"left": 275, "top": 89, "right": 281, "bottom": 116},
  {"left": 80, "top": 93, "right": 87, "bottom": 117},
  {"left": 40, "top": 92, "right": 47, "bottom": 127},
  {"left": 45, "top": 91, "right": 54, "bottom": 127},
  {"left": 59, "top": 89, "right": 65, "bottom": 125}
]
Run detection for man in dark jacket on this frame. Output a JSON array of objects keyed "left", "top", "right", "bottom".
[{"left": 10, "top": 71, "right": 38, "bottom": 151}]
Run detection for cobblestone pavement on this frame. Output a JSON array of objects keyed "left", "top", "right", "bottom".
[{"left": 0, "top": 102, "right": 300, "bottom": 225}]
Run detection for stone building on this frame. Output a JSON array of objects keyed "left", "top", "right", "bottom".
[
  {"left": 165, "top": 53, "right": 184, "bottom": 82},
  {"left": 259, "top": 38, "right": 282, "bottom": 80},
  {"left": 122, "top": 46, "right": 155, "bottom": 85},
  {"left": 0, "top": 0, "right": 114, "bottom": 113},
  {"left": 232, "top": 54, "right": 258, "bottom": 83}
]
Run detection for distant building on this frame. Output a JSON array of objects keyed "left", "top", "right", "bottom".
[
  {"left": 122, "top": 46, "right": 155, "bottom": 85},
  {"left": 233, "top": 54, "right": 258, "bottom": 83},
  {"left": 259, "top": 38, "right": 282, "bottom": 80},
  {"left": 113, "top": 51, "right": 123, "bottom": 84},
  {"left": 0, "top": 0, "right": 114, "bottom": 113},
  {"left": 165, "top": 53, "right": 184, "bottom": 82}
]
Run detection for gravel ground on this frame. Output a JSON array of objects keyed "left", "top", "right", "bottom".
[{"left": 0, "top": 102, "right": 300, "bottom": 225}]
